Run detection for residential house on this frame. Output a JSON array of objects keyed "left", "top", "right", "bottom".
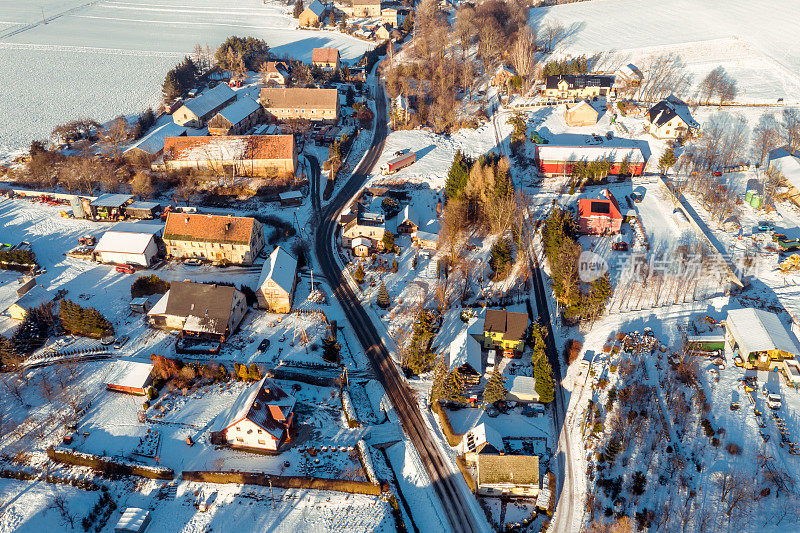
[
  {"left": 263, "top": 61, "right": 290, "bottom": 85},
  {"left": 477, "top": 455, "right": 540, "bottom": 498},
  {"left": 491, "top": 65, "right": 517, "bottom": 90},
  {"left": 163, "top": 213, "right": 265, "bottom": 265},
  {"left": 8, "top": 285, "right": 54, "bottom": 321},
  {"left": 533, "top": 145, "right": 646, "bottom": 177},
  {"left": 162, "top": 134, "right": 297, "bottom": 177},
  {"left": 724, "top": 308, "right": 800, "bottom": 366},
  {"left": 448, "top": 317, "right": 483, "bottom": 382},
  {"left": 147, "top": 281, "right": 247, "bottom": 342},
  {"left": 381, "top": 6, "right": 408, "bottom": 27},
  {"left": 211, "top": 377, "right": 296, "bottom": 452},
  {"left": 397, "top": 205, "right": 418, "bottom": 234},
  {"left": 615, "top": 63, "right": 643, "bottom": 84},
  {"left": 105, "top": 359, "right": 153, "bottom": 395},
  {"left": 351, "top": 236, "right": 373, "bottom": 257},
  {"left": 505, "top": 375, "right": 539, "bottom": 403},
  {"left": 123, "top": 122, "right": 186, "bottom": 164},
  {"left": 374, "top": 23, "right": 393, "bottom": 41},
  {"left": 94, "top": 224, "right": 161, "bottom": 267},
  {"left": 345, "top": 0, "right": 382, "bottom": 18},
  {"left": 413, "top": 231, "right": 439, "bottom": 250},
  {"left": 461, "top": 423, "right": 503, "bottom": 462},
  {"left": 482, "top": 309, "right": 528, "bottom": 354},
  {"left": 543, "top": 75, "right": 615, "bottom": 100},
  {"left": 577, "top": 189, "right": 623, "bottom": 234},
  {"left": 768, "top": 147, "right": 800, "bottom": 203},
  {"left": 312, "top": 48, "right": 340, "bottom": 70},
  {"left": 564, "top": 100, "right": 599, "bottom": 127},
  {"left": 342, "top": 212, "right": 385, "bottom": 250},
  {"left": 256, "top": 246, "right": 298, "bottom": 313},
  {"left": 646, "top": 98, "right": 697, "bottom": 140},
  {"left": 207, "top": 96, "right": 264, "bottom": 136},
  {"left": 172, "top": 84, "right": 237, "bottom": 128},
  {"left": 260, "top": 88, "right": 339, "bottom": 123},
  {"left": 299, "top": 0, "right": 329, "bottom": 26}
]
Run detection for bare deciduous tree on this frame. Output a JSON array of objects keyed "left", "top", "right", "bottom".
[{"left": 511, "top": 28, "right": 537, "bottom": 92}]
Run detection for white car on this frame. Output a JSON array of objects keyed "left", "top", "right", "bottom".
[{"left": 767, "top": 394, "right": 782, "bottom": 410}]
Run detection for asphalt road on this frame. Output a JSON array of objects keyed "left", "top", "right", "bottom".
[{"left": 314, "top": 82, "right": 483, "bottom": 533}]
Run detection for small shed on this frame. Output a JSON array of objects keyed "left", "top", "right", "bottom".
[
  {"left": 564, "top": 101, "right": 599, "bottom": 127},
  {"left": 351, "top": 236, "right": 372, "bottom": 257},
  {"left": 126, "top": 201, "right": 161, "bottom": 220},
  {"left": 130, "top": 297, "right": 152, "bottom": 314},
  {"left": 505, "top": 375, "right": 539, "bottom": 403},
  {"left": 115, "top": 508, "right": 151, "bottom": 533},
  {"left": 414, "top": 231, "right": 439, "bottom": 250},
  {"left": 89, "top": 194, "right": 134, "bottom": 220},
  {"left": 279, "top": 190, "right": 303, "bottom": 207},
  {"left": 105, "top": 360, "right": 154, "bottom": 395}
]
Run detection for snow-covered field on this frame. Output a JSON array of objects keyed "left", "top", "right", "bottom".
[
  {"left": 531, "top": 0, "right": 800, "bottom": 104},
  {"left": 0, "top": 0, "right": 374, "bottom": 160}
]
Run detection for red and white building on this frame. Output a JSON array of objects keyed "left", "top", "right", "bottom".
[
  {"left": 105, "top": 359, "right": 153, "bottom": 395},
  {"left": 534, "top": 145, "right": 646, "bottom": 177},
  {"left": 578, "top": 190, "right": 623, "bottom": 234},
  {"left": 211, "top": 377, "right": 295, "bottom": 452}
]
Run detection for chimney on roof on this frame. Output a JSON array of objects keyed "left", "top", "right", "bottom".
[
  {"left": 185, "top": 216, "right": 189, "bottom": 223},
  {"left": 225, "top": 222, "right": 231, "bottom": 231}
]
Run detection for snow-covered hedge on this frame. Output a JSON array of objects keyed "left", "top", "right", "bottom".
[
  {"left": 342, "top": 390, "right": 360, "bottom": 428},
  {"left": 47, "top": 447, "right": 174, "bottom": 480},
  {"left": 182, "top": 470, "right": 381, "bottom": 495},
  {"left": 356, "top": 439, "right": 378, "bottom": 484}
]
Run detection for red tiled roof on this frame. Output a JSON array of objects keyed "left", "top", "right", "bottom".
[
  {"left": 163, "top": 213, "right": 257, "bottom": 244},
  {"left": 312, "top": 48, "right": 339, "bottom": 64}
]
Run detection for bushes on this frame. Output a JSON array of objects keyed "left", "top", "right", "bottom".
[
  {"left": 233, "top": 362, "right": 262, "bottom": 381},
  {"left": 725, "top": 442, "right": 741, "bottom": 455},
  {"left": 701, "top": 418, "right": 715, "bottom": 438},
  {"left": 0, "top": 248, "right": 36, "bottom": 267},
  {"left": 566, "top": 339, "right": 583, "bottom": 364},
  {"left": 59, "top": 300, "right": 114, "bottom": 339},
  {"left": 181, "top": 471, "right": 381, "bottom": 495},
  {"left": 47, "top": 447, "right": 174, "bottom": 480},
  {"left": 432, "top": 401, "right": 463, "bottom": 447},
  {"left": 130, "top": 275, "right": 169, "bottom": 298},
  {"left": 456, "top": 455, "right": 476, "bottom": 493}
]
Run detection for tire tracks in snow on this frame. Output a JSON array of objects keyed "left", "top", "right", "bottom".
[{"left": 0, "top": 1, "right": 101, "bottom": 40}]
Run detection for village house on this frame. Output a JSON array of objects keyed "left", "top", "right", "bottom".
[
  {"left": 163, "top": 213, "right": 265, "bottom": 265},
  {"left": 482, "top": 309, "right": 528, "bottom": 355},
  {"left": 260, "top": 88, "right": 340, "bottom": 123},
  {"left": 312, "top": 47, "right": 340, "bottom": 70},
  {"left": 724, "top": 308, "right": 800, "bottom": 367},
  {"left": 461, "top": 423, "right": 504, "bottom": 462},
  {"left": 147, "top": 281, "right": 247, "bottom": 342},
  {"left": 256, "top": 246, "right": 298, "bottom": 313},
  {"left": 262, "top": 61, "right": 290, "bottom": 85},
  {"left": 768, "top": 147, "right": 800, "bottom": 203},
  {"left": 342, "top": 212, "right": 385, "bottom": 250},
  {"left": 172, "top": 84, "right": 237, "bottom": 128},
  {"left": 211, "top": 376, "right": 296, "bottom": 452},
  {"left": 543, "top": 75, "right": 615, "bottom": 100},
  {"left": 646, "top": 98, "right": 697, "bottom": 140},
  {"left": 397, "top": 205, "right": 418, "bottom": 234},
  {"left": 477, "top": 455, "right": 540, "bottom": 498},
  {"left": 381, "top": 6, "right": 408, "bottom": 27},
  {"left": 447, "top": 317, "right": 483, "bottom": 384},
  {"left": 105, "top": 359, "right": 154, "bottom": 395},
  {"left": 577, "top": 189, "right": 623, "bottom": 234},
  {"left": 345, "top": 0, "right": 382, "bottom": 18},
  {"left": 123, "top": 122, "right": 186, "bottom": 164},
  {"left": 8, "top": 285, "right": 54, "bottom": 321},
  {"left": 162, "top": 134, "right": 297, "bottom": 177},
  {"left": 491, "top": 65, "right": 517, "bottom": 90},
  {"left": 207, "top": 96, "right": 264, "bottom": 136},
  {"left": 413, "top": 231, "right": 439, "bottom": 250},
  {"left": 93, "top": 223, "right": 162, "bottom": 267},
  {"left": 533, "top": 145, "right": 646, "bottom": 177},
  {"left": 564, "top": 100, "right": 599, "bottom": 127},
  {"left": 373, "top": 23, "right": 393, "bottom": 42},
  {"left": 615, "top": 63, "right": 643, "bottom": 85},
  {"left": 299, "top": 0, "right": 329, "bottom": 27}
]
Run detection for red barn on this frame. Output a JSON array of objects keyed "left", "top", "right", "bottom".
[
  {"left": 578, "top": 190, "right": 623, "bottom": 234},
  {"left": 105, "top": 360, "right": 153, "bottom": 395},
  {"left": 534, "top": 145, "right": 645, "bottom": 177}
]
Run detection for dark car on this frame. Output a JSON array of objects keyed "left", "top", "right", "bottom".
[
  {"left": 258, "top": 338, "right": 271, "bottom": 352},
  {"left": 612, "top": 242, "right": 629, "bottom": 252}
]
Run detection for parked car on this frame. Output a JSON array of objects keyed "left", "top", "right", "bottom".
[
  {"left": 115, "top": 264, "right": 135, "bottom": 274},
  {"left": 184, "top": 258, "right": 202, "bottom": 266},
  {"left": 612, "top": 242, "right": 629, "bottom": 252},
  {"left": 113, "top": 335, "right": 129, "bottom": 349},
  {"left": 258, "top": 338, "right": 271, "bottom": 352},
  {"left": 631, "top": 192, "right": 644, "bottom": 203},
  {"left": 757, "top": 221, "right": 775, "bottom": 232},
  {"left": 100, "top": 336, "right": 114, "bottom": 346},
  {"left": 767, "top": 394, "right": 782, "bottom": 410}
]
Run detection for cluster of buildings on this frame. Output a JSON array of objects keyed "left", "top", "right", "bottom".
[{"left": 299, "top": 0, "right": 409, "bottom": 41}]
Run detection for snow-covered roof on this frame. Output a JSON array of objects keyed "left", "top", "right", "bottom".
[
  {"left": 279, "top": 190, "right": 303, "bottom": 200},
  {"left": 416, "top": 230, "right": 439, "bottom": 242},
  {"left": 148, "top": 290, "right": 169, "bottom": 316},
  {"left": 216, "top": 376, "right": 296, "bottom": 440},
  {"left": 535, "top": 145, "right": 645, "bottom": 164},
  {"left": 114, "top": 507, "right": 151, "bottom": 533},
  {"left": 257, "top": 246, "right": 297, "bottom": 295},
  {"left": 182, "top": 83, "right": 236, "bottom": 120},
  {"left": 215, "top": 95, "right": 261, "bottom": 126},
  {"left": 351, "top": 236, "right": 371, "bottom": 247},
  {"left": 769, "top": 147, "right": 800, "bottom": 191},
  {"left": 306, "top": 0, "right": 327, "bottom": 17},
  {"left": 448, "top": 318, "right": 482, "bottom": 373},
  {"left": 105, "top": 360, "right": 153, "bottom": 390},
  {"left": 508, "top": 375, "right": 536, "bottom": 396},
  {"left": 124, "top": 122, "right": 186, "bottom": 156},
  {"left": 91, "top": 193, "right": 133, "bottom": 208},
  {"left": 400, "top": 204, "right": 418, "bottom": 227},
  {"left": 726, "top": 308, "right": 800, "bottom": 357},
  {"left": 12, "top": 285, "right": 53, "bottom": 310},
  {"left": 95, "top": 231, "right": 155, "bottom": 255},
  {"left": 464, "top": 422, "right": 503, "bottom": 454}
]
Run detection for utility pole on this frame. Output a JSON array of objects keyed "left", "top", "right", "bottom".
[{"left": 41, "top": 6, "right": 47, "bottom": 23}]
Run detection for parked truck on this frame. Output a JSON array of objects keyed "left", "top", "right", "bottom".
[{"left": 380, "top": 151, "right": 416, "bottom": 175}]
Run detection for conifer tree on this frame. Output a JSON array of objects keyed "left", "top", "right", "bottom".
[
  {"left": 248, "top": 363, "right": 261, "bottom": 381},
  {"left": 445, "top": 150, "right": 470, "bottom": 199},
  {"left": 293, "top": 0, "right": 304, "bottom": 18},
  {"left": 483, "top": 367, "right": 507, "bottom": 404},
  {"left": 353, "top": 264, "right": 365, "bottom": 284},
  {"left": 429, "top": 358, "right": 448, "bottom": 403},
  {"left": 377, "top": 281, "right": 390, "bottom": 309},
  {"left": 442, "top": 368, "right": 467, "bottom": 404},
  {"left": 322, "top": 334, "right": 340, "bottom": 363},
  {"left": 533, "top": 342, "right": 554, "bottom": 403}
]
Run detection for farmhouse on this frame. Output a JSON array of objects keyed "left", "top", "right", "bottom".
[
  {"left": 564, "top": 100, "right": 599, "bottom": 127},
  {"left": 172, "top": 84, "right": 237, "bottom": 128},
  {"left": 262, "top": 61, "right": 290, "bottom": 85},
  {"left": 345, "top": 0, "right": 382, "bottom": 18},
  {"left": 162, "top": 135, "right": 296, "bottom": 177},
  {"left": 94, "top": 222, "right": 163, "bottom": 267},
  {"left": 647, "top": 98, "right": 697, "bottom": 140},
  {"left": 577, "top": 190, "right": 623, "bottom": 234},
  {"left": 147, "top": 281, "right": 247, "bottom": 342},
  {"left": 8, "top": 285, "right": 54, "bottom": 321},
  {"left": 534, "top": 145, "right": 646, "bottom": 177},
  {"left": 260, "top": 88, "right": 339, "bottom": 123},
  {"left": 724, "top": 308, "right": 800, "bottom": 366},
  {"left": 299, "top": 0, "right": 329, "bottom": 27},
  {"left": 256, "top": 246, "right": 298, "bottom": 313},
  {"left": 105, "top": 359, "right": 153, "bottom": 395},
  {"left": 163, "top": 213, "right": 265, "bottom": 265},
  {"left": 482, "top": 309, "right": 528, "bottom": 354},
  {"left": 207, "top": 96, "right": 264, "bottom": 136},
  {"left": 477, "top": 454, "right": 539, "bottom": 498},
  {"left": 123, "top": 122, "right": 186, "bottom": 164},
  {"left": 211, "top": 377, "right": 296, "bottom": 452},
  {"left": 543, "top": 75, "right": 615, "bottom": 100},
  {"left": 491, "top": 65, "right": 517, "bottom": 90},
  {"left": 312, "top": 48, "right": 340, "bottom": 70},
  {"left": 342, "top": 212, "right": 385, "bottom": 249}
]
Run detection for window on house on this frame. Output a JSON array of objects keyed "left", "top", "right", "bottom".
[
  {"left": 258, "top": 439, "right": 266, "bottom": 445},
  {"left": 257, "top": 429, "right": 262, "bottom": 434},
  {"left": 236, "top": 426, "right": 241, "bottom": 431}
]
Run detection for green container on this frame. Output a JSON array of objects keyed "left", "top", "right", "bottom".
[
  {"left": 745, "top": 191, "right": 753, "bottom": 202},
  {"left": 750, "top": 195, "right": 762, "bottom": 209}
]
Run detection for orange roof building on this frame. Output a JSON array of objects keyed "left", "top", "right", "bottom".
[
  {"left": 259, "top": 88, "right": 339, "bottom": 123},
  {"left": 162, "top": 135, "right": 296, "bottom": 177},
  {"left": 311, "top": 48, "right": 340, "bottom": 70},
  {"left": 163, "top": 213, "right": 265, "bottom": 265},
  {"left": 577, "top": 190, "right": 623, "bottom": 234}
]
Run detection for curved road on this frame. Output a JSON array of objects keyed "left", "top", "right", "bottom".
[{"left": 314, "top": 81, "right": 483, "bottom": 533}]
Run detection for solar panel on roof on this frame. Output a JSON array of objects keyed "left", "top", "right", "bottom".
[{"left": 591, "top": 201, "right": 610, "bottom": 214}]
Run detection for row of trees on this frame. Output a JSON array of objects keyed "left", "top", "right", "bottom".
[{"left": 59, "top": 300, "right": 114, "bottom": 339}]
